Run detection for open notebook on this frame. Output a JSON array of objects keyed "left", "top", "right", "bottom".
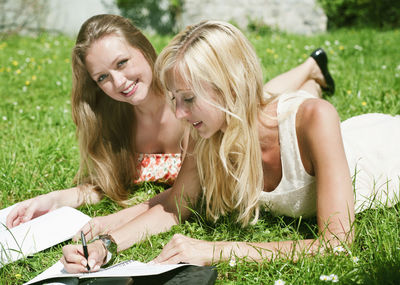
[
  {"left": 0, "top": 205, "right": 91, "bottom": 267},
  {"left": 24, "top": 259, "right": 192, "bottom": 285}
]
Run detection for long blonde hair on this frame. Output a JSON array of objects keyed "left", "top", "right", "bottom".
[
  {"left": 71, "top": 14, "right": 163, "bottom": 205},
  {"left": 156, "top": 21, "right": 270, "bottom": 226}
]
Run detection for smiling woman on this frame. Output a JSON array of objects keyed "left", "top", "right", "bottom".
[
  {"left": 84, "top": 34, "right": 153, "bottom": 105},
  {"left": 4, "top": 15, "right": 351, "bottom": 273},
  {"left": 5, "top": 14, "right": 187, "bottom": 234}
]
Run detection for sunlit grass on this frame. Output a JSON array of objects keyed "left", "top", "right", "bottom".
[{"left": 0, "top": 27, "right": 399, "bottom": 284}]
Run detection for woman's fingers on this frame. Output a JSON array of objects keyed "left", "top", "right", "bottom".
[
  {"left": 61, "top": 242, "right": 105, "bottom": 273},
  {"left": 153, "top": 234, "right": 189, "bottom": 264},
  {"left": 73, "top": 218, "right": 101, "bottom": 242},
  {"left": 6, "top": 203, "right": 28, "bottom": 228},
  {"left": 61, "top": 244, "right": 89, "bottom": 273}
]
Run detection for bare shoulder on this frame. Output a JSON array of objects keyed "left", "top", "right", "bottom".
[{"left": 296, "top": 98, "right": 340, "bottom": 132}]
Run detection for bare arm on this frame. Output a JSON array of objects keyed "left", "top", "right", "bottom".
[
  {"left": 154, "top": 99, "right": 355, "bottom": 265},
  {"left": 6, "top": 185, "right": 102, "bottom": 228},
  {"left": 61, "top": 141, "right": 202, "bottom": 273}
]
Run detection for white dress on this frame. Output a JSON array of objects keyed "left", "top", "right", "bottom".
[{"left": 259, "top": 91, "right": 400, "bottom": 217}]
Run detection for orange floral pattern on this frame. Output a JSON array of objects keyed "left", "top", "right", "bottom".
[{"left": 134, "top": 153, "right": 182, "bottom": 185}]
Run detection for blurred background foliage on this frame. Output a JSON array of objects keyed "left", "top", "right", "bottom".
[
  {"left": 317, "top": 0, "right": 400, "bottom": 29},
  {"left": 116, "top": 0, "right": 184, "bottom": 34}
]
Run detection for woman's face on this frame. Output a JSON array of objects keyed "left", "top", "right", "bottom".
[
  {"left": 171, "top": 72, "right": 227, "bottom": 139},
  {"left": 85, "top": 34, "right": 153, "bottom": 105}
]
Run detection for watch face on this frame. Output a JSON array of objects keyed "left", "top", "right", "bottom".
[{"left": 100, "top": 235, "right": 112, "bottom": 248}]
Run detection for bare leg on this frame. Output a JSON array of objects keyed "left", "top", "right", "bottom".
[
  {"left": 263, "top": 57, "right": 326, "bottom": 98},
  {"left": 299, "top": 79, "right": 322, "bottom": 98}
]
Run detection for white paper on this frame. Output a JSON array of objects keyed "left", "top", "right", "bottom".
[
  {"left": 24, "top": 260, "right": 191, "bottom": 285},
  {"left": 0, "top": 206, "right": 91, "bottom": 267}
]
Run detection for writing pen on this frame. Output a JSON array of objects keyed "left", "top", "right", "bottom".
[{"left": 81, "top": 231, "right": 91, "bottom": 271}]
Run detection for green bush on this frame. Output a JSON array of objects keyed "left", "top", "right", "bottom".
[
  {"left": 116, "top": 0, "right": 183, "bottom": 35},
  {"left": 318, "top": 0, "right": 400, "bottom": 29}
]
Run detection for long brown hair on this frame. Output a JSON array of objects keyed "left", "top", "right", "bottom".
[{"left": 71, "top": 14, "right": 163, "bottom": 205}]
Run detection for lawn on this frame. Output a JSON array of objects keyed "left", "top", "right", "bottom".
[{"left": 0, "top": 27, "right": 399, "bottom": 284}]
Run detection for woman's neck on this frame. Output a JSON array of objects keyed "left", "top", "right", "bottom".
[{"left": 133, "top": 89, "right": 166, "bottom": 118}]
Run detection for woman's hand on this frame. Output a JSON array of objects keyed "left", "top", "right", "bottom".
[
  {"left": 6, "top": 193, "right": 59, "bottom": 228},
  {"left": 152, "top": 234, "right": 215, "bottom": 266},
  {"left": 60, "top": 240, "right": 107, "bottom": 273},
  {"left": 73, "top": 215, "right": 116, "bottom": 242}
]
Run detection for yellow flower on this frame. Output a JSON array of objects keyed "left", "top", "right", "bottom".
[
  {"left": 15, "top": 273, "right": 22, "bottom": 279},
  {"left": 32, "top": 75, "right": 37, "bottom": 80},
  {"left": 362, "top": 101, "right": 367, "bottom": 106},
  {"left": 12, "top": 60, "right": 18, "bottom": 66},
  {"left": 64, "top": 58, "right": 70, "bottom": 63},
  {"left": 347, "top": 90, "right": 352, "bottom": 95},
  {"left": 6, "top": 67, "right": 11, "bottom": 72},
  {"left": 16, "top": 69, "right": 21, "bottom": 74},
  {"left": 0, "top": 67, "right": 4, "bottom": 72},
  {"left": 274, "top": 54, "right": 278, "bottom": 59},
  {"left": 25, "top": 80, "right": 30, "bottom": 86},
  {"left": 339, "top": 45, "right": 344, "bottom": 50}
]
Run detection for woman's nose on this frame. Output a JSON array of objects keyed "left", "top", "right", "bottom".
[
  {"left": 110, "top": 70, "right": 126, "bottom": 90},
  {"left": 175, "top": 102, "right": 189, "bottom": 119}
]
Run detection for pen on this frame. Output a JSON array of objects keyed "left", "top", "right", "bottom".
[{"left": 81, "top": 231, "right": 90, "bottom": 271}]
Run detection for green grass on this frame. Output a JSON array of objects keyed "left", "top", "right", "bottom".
[{"left": 1, "top": 27, "right": 400, "bottom": 284}]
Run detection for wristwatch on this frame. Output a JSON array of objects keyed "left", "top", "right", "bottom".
[{"left": 98, "top": 234, "right": 118, "bottom": 266}]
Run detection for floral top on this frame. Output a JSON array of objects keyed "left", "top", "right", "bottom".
[{"left": 134, "top": 153, "right": 182, "bottom": 185}]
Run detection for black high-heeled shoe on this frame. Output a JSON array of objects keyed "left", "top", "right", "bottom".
[{"left": 310, "top": 48, "right": 335, "bottom": 96}]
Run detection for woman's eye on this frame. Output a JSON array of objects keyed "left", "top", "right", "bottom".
[
  {"left": 117, "top": 59, "right": 128, "bottom": 68},
  {"left": 184, "top": 97, "right": 194, "bottom": 103},
  {"left": 97, "top": 74, "right": 108, "bottom": 83}
]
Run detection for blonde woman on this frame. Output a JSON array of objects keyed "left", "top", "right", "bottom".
[
  {"left": 60, "top": 20, "right": 400, "bottom": 272},
  {"left": 5, "top": 15, "right": 332, "bottom": 237}
]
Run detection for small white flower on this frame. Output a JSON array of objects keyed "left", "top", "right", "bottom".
[
  {"left": 320, "top": 274, "right": 332, "bottom": 281},
  {"left": 17, "top": 49, "right": 25, "bottom": 55},
  {"left": 22, "top": 86, "right": 27, "bottom": 92},
  {"left": 25, "top": 57, "right": 31, "bottom": 63},
  {"left": 49, "top": 106, "right": 54, "bottom": 110},
  {"left": 324, "top": 40, "right": 331, "bottom": 46},
  {"left": 63, "top": 109, "right": 69, "bottom": 113},
  {"left": 56, "top": 81, "right": 61, "bottom": 86},
  {"left": 274, "top": 280, "right": 285, "bottom": 285},
  {"left": 330, "top": 274, "right": 339, "bottom": 283},
  {"left": 396, "top": 65, "right": 400, "bottom": 70},
  {"left": 334, "top": 40, "right": 340, "bottom": 45},
  {"left": 160, "top": 14, "right": 170, "bottom": 24},
  {"left": 19, "top": 109, "right": 23, "bottom": 113},
  {"left": 333, "top": 245, "right": 346, "bottom": 253},
  {"left": 304, "top": 45, "right": 310, "bottom": 51},
  {"left": 2, "top": 116, "right": 7, "bottom": 121},
  {"left": 354, "top": 45, "right": 363, "bottom": 51},
  {"left": 30, "top": 116, "right": 35, "bottom": 120},
  {"left": 13, "top": 102, "right": 17, "bottom": 105},
  {"left": 352, "top": 256, "right": 359, "bottom": 263},
  {"left": 395, "top": 73, "right": 399, "bottom": 78},
  {"left": 140, "top": 7, "right": 149, "bottom": 16},
  {"left": 382, "top": 65, "right": 387, "bottom": 70},
  {"left": 36, "top": 106, "right": 41, "bottom": 110},
  {"left": 229, "top": 258, "right": 236, "bottom": 267}
]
